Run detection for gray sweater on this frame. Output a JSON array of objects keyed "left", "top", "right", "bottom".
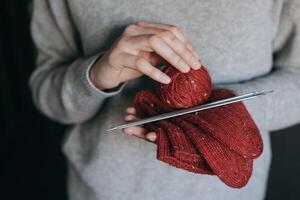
[{"left": 30, "top": 0, "right": 300, "bottom": 200}]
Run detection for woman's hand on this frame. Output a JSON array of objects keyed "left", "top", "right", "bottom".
[
  {"left": 90, "top": 21, "right": 202, "bottom": 89},
  {"left": 122, "top": 107, "right": 157, "bottom": 142}
]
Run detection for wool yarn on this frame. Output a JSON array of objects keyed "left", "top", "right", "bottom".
[
  {"left": 157, "top": 65, "right": 212, "bottom": 108},
  {"left": 133, "top": 65, "right": 263, "bottom": 188}
]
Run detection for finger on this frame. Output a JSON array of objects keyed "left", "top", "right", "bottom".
[
  {"left": 159, "top": 31, "right": 201, "bottom": 70},
  {"left": 138, "top": 51, "right": 164, "bottom": 67},
  {"left": 134, "top": 57, "right": 171, "bottom": 84},
  {"left": 125, "top": 35, "right": 189, "bottom": 72},
  {"left": 123, "top": 24, "right": 164, "bottom": 37},
  {"left": 124, "top": 114, "right": 137, "bottom": 122},
  {"left": 138, "top": 21, "right": 201, "bottom": 62},
  {"left": 126, "top": 26, "right": 201, "bottom": 69},
  {"left": 137, "top": 21, "right": 188, "bottom": 43},
  {"left": 123, "top": 126, "right": 146, "bottom": 139},
  {"left": 187, "top": 42, "right": 201, "bottom": 62},
  {"left": 145, "top": 131, "right": 157, "bottom": 142},
  {"left": 147, "top": 35, "right": 191, "bottom": 72},
  {"left": 116, "top": 52, "right": 171, "bottom": 84},
  {"left": 126, "top": 107, "right": 136, "bottom": 115}
]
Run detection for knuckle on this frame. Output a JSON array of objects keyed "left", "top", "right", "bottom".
[
  {"left": 149, "top": 35, "right": 160, "bottom": 46},
  {"left": 177, "top": 43, "right": 187, "bottom": 54},
  {"left": 167, "top": 48, "right": 178, "bottom": 57},
  {"left": 160, "top": 30, "right": 176, "bottom": 41},
  {"left": 136, "top": 21, "right": 146, "bottom": 26},
  {"left": 175, "top": 56, "right": 183, "bottom": 65},
  {"left": 169, "top": 25, "right": 180, "bottom": 33},
  {"left": 115, "top": 38, "right": 127, "bottom": 50},
  {"left": 185, "top": 53, "right": 194, "bottom": 63},
  {"left": 124, "top": 24, "right": 138, "bottom": 34}
]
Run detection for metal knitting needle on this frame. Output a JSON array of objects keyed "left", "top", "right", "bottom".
[{"left": 106, "top": 90, "right": 274, "bottom": 132}]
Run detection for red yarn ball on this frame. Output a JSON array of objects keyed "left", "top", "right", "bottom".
[{"left": 157, "top": 65, "right": 212, "bottom": 108}]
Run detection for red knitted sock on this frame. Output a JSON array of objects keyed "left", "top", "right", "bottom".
[
  {"left": 135, "top": 92, "right": 201, "bottom": 164},
  {"left": 147, "top": 123, "right": 212, "bottom": 174},
  {"left": 133, "top": 65, "right": 263, "bottom": 188},
  {"left": 174, "top": 118, "right": 253, "bottom": 188},
  {"left": 181, "top": 89, "right": 263, "bottom": 159}
]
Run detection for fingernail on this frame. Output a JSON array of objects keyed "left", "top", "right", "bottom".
[
  {"left": 146, "top": 133, "right": 157, "bottom": 141},
  {"left": 178, "top": 60, "right": 190, "bottom": 73},
  {"left": 160, "top": 73, "right": 171, "bottom": 84},
  {"left": 191, "top": 56, "right": 201, "bottom": 69}
]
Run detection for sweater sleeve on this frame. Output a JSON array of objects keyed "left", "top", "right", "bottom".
[
  {"left": 29, "top": 0, "right": 125, "bottom": 124},
  {"left": 217, "top": 0, "right": 300, "bottom": 132}
]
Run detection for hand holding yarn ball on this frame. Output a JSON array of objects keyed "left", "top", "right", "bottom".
[{"left": 126, "top": 63, "right": 263, "bottom": 188}]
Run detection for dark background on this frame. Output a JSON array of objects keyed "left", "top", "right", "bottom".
[{"left": 1, "top": 0, "right": 300, "bottom": 199}]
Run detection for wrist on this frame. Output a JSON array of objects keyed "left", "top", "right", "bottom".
[{"left": 89, "top": 57, "right": 121, "bottom": 90}]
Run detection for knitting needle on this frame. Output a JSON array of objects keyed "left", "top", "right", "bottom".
[{"left": 106, "top": 90, "right": 274, "bottom": 132}]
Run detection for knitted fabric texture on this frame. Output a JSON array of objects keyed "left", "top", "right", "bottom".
[
  {"left": 157, "top": 66, "right": 212, "bottom": 108},
  {"left": 133, "top": 65, "right": 263, "bottom": 188}
]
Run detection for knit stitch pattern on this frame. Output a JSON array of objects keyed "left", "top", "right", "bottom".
[{"left": 134, "top": 65, "right": 263, "bottom": 188}]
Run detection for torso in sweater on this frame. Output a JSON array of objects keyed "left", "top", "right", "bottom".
[
  {"left": 30, "top": 0, "right": 300, "bottom": 199},
  {"left": 71, "top": 0, "right": 275, "bottom": 83}
]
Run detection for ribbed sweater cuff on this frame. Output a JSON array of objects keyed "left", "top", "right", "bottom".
[{"left": 77, "top": 51, "right": 126, "bottom": 99}]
